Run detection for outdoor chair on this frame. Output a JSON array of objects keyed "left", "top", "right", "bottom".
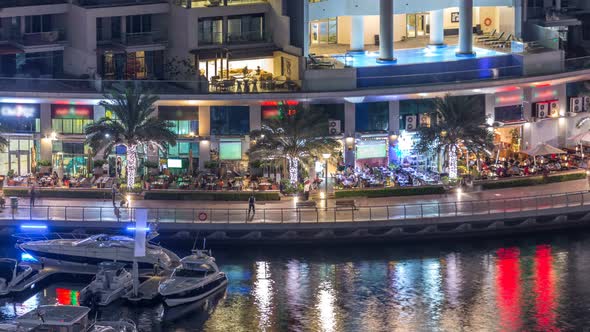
[
  {"left": 308, "top": 54, "right": 335, "bottom": 69},
  {"left": 476, "top": 29, "right": 496, "bottom": 41},
  {"left": 488, "top": 33, "right": 512, "bottom": 47},
  {"left": 481, "top": 32, "right": 505, "bottom": 45}
]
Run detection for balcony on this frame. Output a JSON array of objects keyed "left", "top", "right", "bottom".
[
  {"left": 179, "top": 0, "right": 267, "bottom": 8},
  {"left": 0, "top": 0, "right": 67, "bottom": 8},
  {"left": 13, "top": 30, "right": 67, "bottom": 48},
  {"left": 199, "top": 30, "right": 270, "bottom": 46},
  {"left": 74, "top": 0, "right": 167, "bottom": 8},
  {"left": 121, "top": 31, "right": 167, "bottom": 47}
]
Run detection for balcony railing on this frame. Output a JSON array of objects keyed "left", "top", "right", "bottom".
[
  {"left": 0, "top": 0, "right": 66, "bottom": 8},
  {"left": 199, "top": 30, "right": 270, "bottom": 46},
  {"left": 179, "top": 0, "right": 267, "bottom": 8},
  {"left": 74, "top": 0, "right": 166, "bottom": 7},
  {"left": 14, "top": 30, "right": 67, "bottom": 47},
  {"left": 3, "top": 190, "right": 590, "bottom": 224},
  {"left": 122, "top": 31, "right": 168, "bottom": 46},
  {"left": 0, "top": 55, "right": 588, "bottom": 95}
]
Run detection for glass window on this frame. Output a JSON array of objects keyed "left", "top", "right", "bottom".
[
  {"left": 309, "top": 104, "right": 345, "bottom": 135},
  {"left": 227, "top": 14, "right": 265, "bottom": 43},
  {"left": 198, "top": 17, "right": 223, "bottom": 45},
  {"left": 355, "top": 102, "right": 389, "bottom": 132},
  {"left": 211, "top": 106, "right": 250, "bottom": 135},
  {"left": 52, "top": 119, "right": 93, "bottom": 134}
]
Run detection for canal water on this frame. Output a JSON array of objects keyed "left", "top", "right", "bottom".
[{"left": 1, "top": 232, "right": 590, "bottom": 332}]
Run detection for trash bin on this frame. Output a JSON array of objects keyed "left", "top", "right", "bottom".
[{"left": 10, "top": 197, "right": 18, "bottom": 209}]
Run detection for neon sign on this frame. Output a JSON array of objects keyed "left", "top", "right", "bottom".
[
  {"left": 51, "top": 105, "right": 93, "bottom": 119},
  {"left": 0, "top": 104, "right": 38, "bottom": 118}
]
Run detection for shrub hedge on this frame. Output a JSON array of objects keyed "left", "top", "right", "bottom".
[
  {"left": 144, "top": 190, "right": 281, "bottom": 201},
  {"left": 3, "top": 188, "right": 111, "bottom": 199},
  {"left": 335, "top": 186, "right": 446, "bottom": 198},
  {"left": 480, "top": 172, "right": 586, "bottom": 190}
]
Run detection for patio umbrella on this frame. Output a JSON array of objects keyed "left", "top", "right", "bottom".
[
  {"left": 567, "top": 131, "right": 590, "bottom": 158},
  {"left": 521, "top": 143, "right": 566, "bottom": 165}
]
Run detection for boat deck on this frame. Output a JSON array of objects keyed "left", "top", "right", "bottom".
[
  {"left": 123, "top": 273, "right": 170, "bottom": 302},
  {"left": 5, "top": 264, "right": 97, "bottom": 295}
]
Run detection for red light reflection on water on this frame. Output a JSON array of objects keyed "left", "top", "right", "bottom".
[
  {"left": 534, "top": 245, "right": 559, "bottom": 332},
  {"left": 496, "top": 247, "right": 521, "bottom": 331}
]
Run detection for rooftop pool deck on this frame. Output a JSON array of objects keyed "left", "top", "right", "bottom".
[{"left": 332, "top": 45, "right": 507, "bottom": 68}]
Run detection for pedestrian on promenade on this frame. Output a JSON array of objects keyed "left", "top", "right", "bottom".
[
  {"left": 111, "top": 185, "right": 117, "bottom": 207},
  {"left": 29, "top": 184, "right": 36, "bottom": 207},
  {"left": 248, "top": 194, "right": 256, "bottom": 215}
]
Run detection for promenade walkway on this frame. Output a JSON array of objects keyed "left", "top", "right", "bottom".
[{"left": 2, "top": 180, "right": 589, "bottom": 225}]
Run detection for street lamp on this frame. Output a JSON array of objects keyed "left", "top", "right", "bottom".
[{"left": 322, "top": 153, "right": 331, "bottom": 200}]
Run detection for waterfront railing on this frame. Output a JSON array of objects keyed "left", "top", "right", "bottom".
[{"left": 2, "top": 190, "right": 590, "bottom": 225}]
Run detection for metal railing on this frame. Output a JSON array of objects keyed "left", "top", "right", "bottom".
[
  {"left": 0, "top": 55, "right": 588, "bottom": 95},
  {"left": 3, "top": 190, "right": 590, "bottom": 225}
]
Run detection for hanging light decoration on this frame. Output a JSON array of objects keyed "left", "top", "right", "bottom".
[
  {"left": 287, "top": 156, "right": 298, "bottom": 184},
  {"left": 126, "top": 144, "right": 138, "bottom": 190},
  {"left": 449, "top": 145, "right": 458, "bottom": 180}
]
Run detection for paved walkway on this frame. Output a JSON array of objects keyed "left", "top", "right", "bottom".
[{"left": 12, "top": 179, "right": 590, "bottom": 211}]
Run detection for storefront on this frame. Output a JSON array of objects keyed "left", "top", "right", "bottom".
[
  {"left": 492, "top": 91, "right": 525, "bottom": 159},
  {"left": 51, "top": 104, "right": 94, "bottom": 135},
  {"left": 0, "top": 103, "right": 40, "bottom": 176},
  {"left": 52, "top": 141, "right": 89, "bottom": 177}
]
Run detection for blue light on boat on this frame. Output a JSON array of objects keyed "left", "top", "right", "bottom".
[
  {"left": 20, "top": 224, "right": 47, "bottom": 230},
  {"left": 21, "top": 253, "right": 38, "bottom": 262},
  {"left": 126, "top": 227, "right": 150, "bottom": 232}
]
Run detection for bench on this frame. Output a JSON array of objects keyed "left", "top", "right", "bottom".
[
  {"left": 336, "top": 200, "right": 357, "bottom": 210},
  {"left": 296, "top": 201, "right": 317, "bottom": 209}
]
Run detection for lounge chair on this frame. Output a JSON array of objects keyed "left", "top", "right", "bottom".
[
  {"left": 308, "top": 54, "right": 335, "bottom": 69},
  {"left": 489, "top": 34, "right": 513, "bottom": 48},
  {"left": 476, "top": 29, "right": 496, "bottom": 42},
  {"left": 482, "top": 32, "right": 506, "bottom": 45}
]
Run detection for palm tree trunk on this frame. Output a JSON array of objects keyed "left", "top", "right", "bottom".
[
  {"left": 126, "top": 144, "right": 138, "bottom": 190},
  {"left": 287, "top": 156, "right": 298, "bottom": 184},
  {"left": 449, "top": 145, "right": 458, "bottom": 180}
]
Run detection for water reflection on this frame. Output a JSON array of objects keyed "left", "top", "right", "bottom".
[{"left": 2, "top": 236, "right": 590, "bottom": 331}]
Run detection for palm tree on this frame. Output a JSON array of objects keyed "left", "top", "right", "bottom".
[
  {"left": 249, "top": 103, "right": 340, "bottom": 184},
  {"left": 414, "top": 95, "right": 494, "bottom": 180},
  {"left": 0, "top": 125, "right": 8, "bottom": 152},
  {"left": 85, "top": 84, "right": 177, "bottom": 189}
]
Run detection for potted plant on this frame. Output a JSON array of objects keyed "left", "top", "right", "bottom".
[
  {"left": 93, "top": 160, "right": 106, "bottom": 176},
  {"left": 38, "top": 160, "right": 52, "bottom": 174}
]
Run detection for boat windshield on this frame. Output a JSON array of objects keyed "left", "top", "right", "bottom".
[
  {"left": 0, "top": 262, "right": 15, "bottom": 282},
  {"left": 173, "top": 265, "right": 215, "bottom": 278}
]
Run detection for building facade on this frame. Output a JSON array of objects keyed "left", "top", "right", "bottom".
[{"left": 1, "top": 0, "right": 590, "bottom": 176}]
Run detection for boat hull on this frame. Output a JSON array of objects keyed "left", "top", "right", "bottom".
[{"left": 163, "top": 277, "right": 228, "bottom": 307}]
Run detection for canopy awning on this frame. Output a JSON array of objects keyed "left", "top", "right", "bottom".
[
  {"left": 568, "top": 131, "right": 590, "bottom": 144},
  {"left": 521, "top": 143, "right": 566, "bottom": 156},
  {"left": 191, "top": 45, "right": 279, "bottom": 61}
]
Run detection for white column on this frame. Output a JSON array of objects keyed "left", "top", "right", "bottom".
[
  {"left": 303, "top": 0, "right": 310, "bottom": 57},
  {"left": 429, "top": 9, "right": 445, "bottom": 46},
  {"left": 40, "top": 103, "right": 52, "bottom": 162},
  {"left": 389, "top": 100, "right": 400, "bottom": 134},
  {"left": 249, "top": 104, "right": 261, "bottom": 131},
  {"left": 514, "top": 0, "right": 523, "bottom": 39},
  {"left": 198, "top": 106, "right": 211, "bottom": 170},
  {"left": 378, "top": 0, "right": 396, "bottom": 62},
  {"left": 522, "top": 87, "right": 533, "bottom": 150},
  {"left": 457, "top": 0, "right": 475, "bottom": 55},
  {"left": 349, "top": 16, "right": 365, "bottom": 52},
  {"left": 344, "top": 102, "right": 356, "bottom": 167}
]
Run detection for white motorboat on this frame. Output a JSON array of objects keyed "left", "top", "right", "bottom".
[
  {"left": 0, "top": 305, "right": 137, "bottom": 332},
  {"left": 158, "top": 250, "right": 228, "bottom": 307},
  {"left": 79, "top": 262, "right": 133, "bottom": 307},
  {"left": 0, "top": 259, "right": 33, "bottom": 296},
  {"left": 16, "top": 234, "right": 180, "bottom": 271}
]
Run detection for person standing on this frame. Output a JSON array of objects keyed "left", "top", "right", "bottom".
[
  {"left": 29, "top": 184, "right": 36, "bottom": 207},
  {"left": 111, "top": 184, "right": 117, "bottom": 207},
  {"left": 248, "top": 194, "right": 256, "bottom": 215}
]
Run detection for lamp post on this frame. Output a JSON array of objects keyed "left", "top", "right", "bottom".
[{"left": 322, "top": 153, "right": 331, "bottom": 200}]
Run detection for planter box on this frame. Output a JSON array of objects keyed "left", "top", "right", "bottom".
[
  {"left": 335, "top": 186, "right": 446, "bottom": 198},
  {"left": 144, "top": 190, "right": 280, "bottom": 201},
  {"left": 3, "top": 188, "right": 111, "bottom": 199},
  {"left": 478, "top": 171, "right": 586, "bottom": 190}
]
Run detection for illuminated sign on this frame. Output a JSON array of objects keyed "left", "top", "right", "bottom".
[
  {"left": 51, "top": 104, "right": 93, "bottom": 119},
  {"left": 220, "top": 141, "right": 242, "bottom": 160},
  {"left": 0, "top": 103, "right": 39, "bottom": 118},
  {"left": 167, "top": 159, "right": 183, "bottom": 168},
  {"left": 356, "top": 142, "right": 387, "bottom": 160},
  {"left": 261, "top": 101, "right": 299, "bottom": 120}
]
